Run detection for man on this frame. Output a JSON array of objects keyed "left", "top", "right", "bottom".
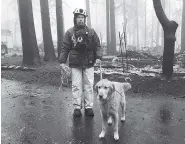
[{"left": 59, "top": 8, "right": 103, "bottom": 117}]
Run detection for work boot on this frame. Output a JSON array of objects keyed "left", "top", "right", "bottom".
[
  {"left": 85, "top": 108, "right": 94, "bottom": 117},
  {"left": 73, "top": 109, "right": 82, "bottom": 117}
]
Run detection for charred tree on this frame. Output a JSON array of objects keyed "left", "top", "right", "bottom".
[
  {"left": 18, "top": 0, "right": 41, "bottom": 66},
  {"left": 156, "top": 20, "right": 160, "bottom": 46},
  {"left": 151, "top": 12, "right": 154, "bottom": 48},
  {"left": 109, "top": 0, "right": 117, "bottom": 54},
  {"left": 106, "top": 0, "right": 110, "bottom": 54},
  {"left": 144, "top": 0, "right": 147, "bottom": 47},
  {"left": 56, "top": 0, "right": 64, "bottom": 58},
  {"left": 181, "top": 0, "right": 185, "bottom": 53},
  {"left": 161, "top": 0, "right": 166, "bottom": 47},
  {"left": 122, "top": 0, "right": 126, "bottom": 24},
  {"left": 153, "top": 0, "right": 178, "bottom": 79},
  {"left": 136, "top": 0, "right": 139, "bottom": 50},
  {"left": 40, "top": 0, "right": 56, "bottom": 61},
  {"left": 86, "top": 0, "right": 91, "bottom": 27}
]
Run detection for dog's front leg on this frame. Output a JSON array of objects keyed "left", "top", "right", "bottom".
[
  {"left": 99, "top": 113, "right": 107, "bottom": 139},
  {"left": 113, "top": 113, "right": 119, "bottom": 140}
]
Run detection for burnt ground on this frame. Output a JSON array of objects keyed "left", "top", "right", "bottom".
[{"left": 1, "top": 56, "right": 185, "bottom": 144}]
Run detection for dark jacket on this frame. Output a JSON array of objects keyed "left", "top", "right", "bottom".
[{"left": 59, "top": 25, "right": 103, "bottom": 68}]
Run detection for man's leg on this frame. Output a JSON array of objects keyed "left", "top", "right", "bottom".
[
  {"left": 72, "top": 68, "right": 83, "bottom": 116},
  {"left": 83, "top": 67, "right": 94, "bottom": 116}
]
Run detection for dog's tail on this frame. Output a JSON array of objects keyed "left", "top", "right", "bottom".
[{"left": 123, "top": 83, "right": 131, "bottom": 92}]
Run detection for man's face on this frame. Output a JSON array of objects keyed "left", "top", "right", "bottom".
[{"left": 76, "top": 14, "right": 85, "bottom": 26}]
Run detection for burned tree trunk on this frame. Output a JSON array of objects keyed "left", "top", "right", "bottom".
[
  {"left": 153, "top": 0, "right": 178, "bottom": 79},
  {"left": 18, "top": 0, "right": 41, "bottom": 66},
  {"left": 40, "top": 0, "right": 56, "bottom": 61},
  {"left": 86, "top": 0, "right": 91, "bottom": 27},
  {"left": 136, "top": 0, "right": 140, "bottom": 50},
  {"left": 56, "top": 0, "right": 64, "bottom": 58},
  {"left": 144, "top": 0, "right": 147, "bottom": 48},
  {"left": 109, "top": 0, "right": 117, "bottom": 54},
  {"left": 181, "top": 0, "right": 185, "bottom": 68},
  {"left": 181, "top": 0, "right": 185, "bottom": 53},
  {"left": 156, "top": 21, "right": 160, "bottom": 46},
  {"left": 106, "top": 0, "right": 110, "bottom": 54},
  {"left": 122, "top": 0, "right": 126, "bottom": 24},
  {"left": 161, "top": 0, "right": 166, "bottom": 47},
  {"left": 151, "top": 12, "right": 154, "bottom": 48}
]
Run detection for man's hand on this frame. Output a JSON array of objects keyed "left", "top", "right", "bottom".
[
  {"left": 60, "top": 63, "right": 71, "bottom": 76},
  {"left": 96, "top": 59, "right": 102, "bottom": 64},
  {"left": 60, "top": 63, "right": 67, "bottom": 69}
]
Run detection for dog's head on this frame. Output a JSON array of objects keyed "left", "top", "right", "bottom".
[{"left": 95, "top": 79, "right": 115, "bottom": 100}]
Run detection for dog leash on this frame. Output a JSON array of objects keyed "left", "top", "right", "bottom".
[{"left": 100, "top": 61, "right": 103, "bottom": 80}]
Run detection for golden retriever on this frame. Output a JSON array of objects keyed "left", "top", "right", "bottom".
[{"left": 95, "top": 79, "right": 131, "bottom": 140}]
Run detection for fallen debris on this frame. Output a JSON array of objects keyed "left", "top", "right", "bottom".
[
  {"left": 1, "top": 65, "right": 36, "bottom": 71},
  {"left": 94, "top": 60, "right": 185, "bottom": 78}
]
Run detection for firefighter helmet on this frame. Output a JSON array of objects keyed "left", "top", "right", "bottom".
[{"left": 73, "top": 8, "right": 88, "bottom": 17}]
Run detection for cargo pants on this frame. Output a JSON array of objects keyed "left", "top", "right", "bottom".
[{"left": 71, "top": 67, "right": 94, "bottom": 109}]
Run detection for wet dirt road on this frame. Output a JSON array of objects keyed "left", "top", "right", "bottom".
[{"left": 1, "top": 79, "right": 185, "bottom": 144}]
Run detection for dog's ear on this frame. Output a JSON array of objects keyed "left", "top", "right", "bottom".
[
  {"left": 111, "top": 83, "right": 115, "bottom": 92},
  {"left": 108, "top": 82, "right": 115, "bottom": 95}
]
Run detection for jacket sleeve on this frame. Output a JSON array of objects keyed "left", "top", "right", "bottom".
[
  {"left": 92, "top": 29, "right": 103, "bottom": 60},
  {"left": 58, "top": 30, "right": 72, "bottom": 64}
]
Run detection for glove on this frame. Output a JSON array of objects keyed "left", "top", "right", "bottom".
[
  {"left": 95, "top": 59, "right": 102, "bottom": 64},
  {"left": 60, "top": 63, "right": 67, "bottom": 69},
  {"left": 60, "top": 63, "right": 71, "bottom": 76}
]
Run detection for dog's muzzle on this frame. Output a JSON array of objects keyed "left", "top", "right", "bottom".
[{"left": 99, "top": 94, "right": 103, "bottom": 99}]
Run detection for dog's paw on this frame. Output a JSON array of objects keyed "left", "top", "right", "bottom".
[
  {"left": 99, "top": 131, "right": 105, "bottom": 139},
  {"left": 114, "top": 133, "right": 119, "bottom": 141},
  {"left": 107, "top": 118, "right": 112, "bottom": 125},
  {"left": 108, "top": 121, "right": 112, "bottom": 125},
  {"left": 121, "top": 116, "right": 125, "bottom": 122}
]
